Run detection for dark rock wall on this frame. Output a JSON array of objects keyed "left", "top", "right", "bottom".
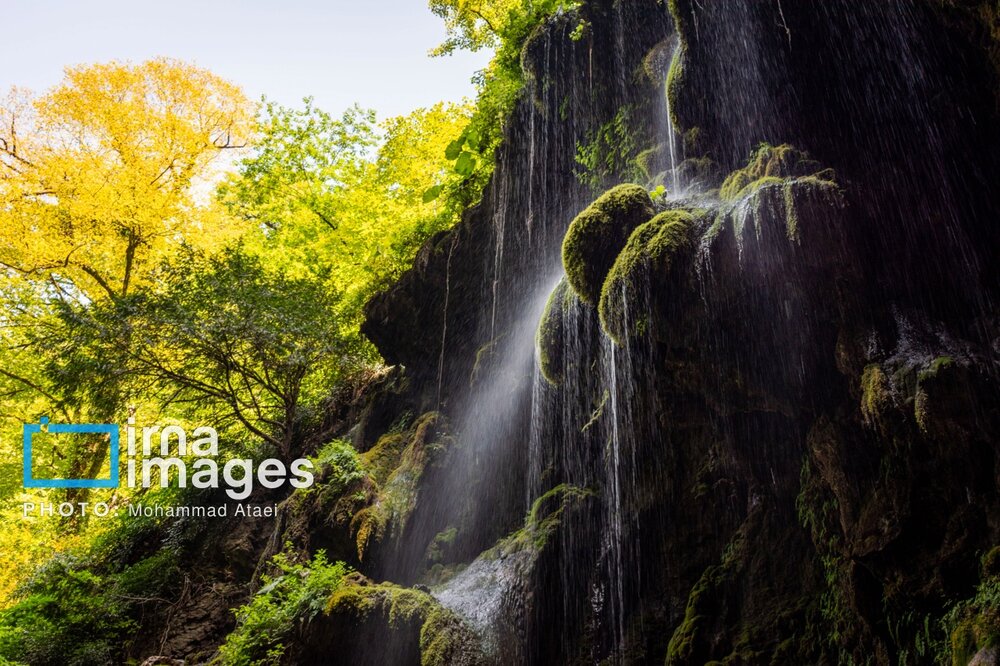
[{"left": 352, "top": 0, "right": 1000, "bottom": 664}]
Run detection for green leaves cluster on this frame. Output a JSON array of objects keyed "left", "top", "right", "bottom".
[
  {"left": 0, "top": 550, "right": 181, "bottom": 666},
  {"left": 217, "top": 550, "right": 349, "bottom": 666}
]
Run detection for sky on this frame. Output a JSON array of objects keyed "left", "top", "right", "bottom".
[{"left": 0, "top": 0, "right": 493, "bottom": 120}]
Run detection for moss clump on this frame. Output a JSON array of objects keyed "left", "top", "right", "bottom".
[
  {"left": 666, "top": 44, "right": 688, "bottom": 132},
  {"left": 480, "top": 485, "right": 592, "bottom": 560},
  {"left": 718, "top": 143, "right": 829, "bottom": 201},
  {"left": 424, "top": 527, "right": 458, "bottom": 566},
  {"left": 536, "top": 278, "right": 577, "bottom": 385},
  {"left": 982, "top": 546, "right": 1000, "bottom": 579},
  {"left": 666, "top": 516, "right": 753, "bottom": 665},
  {"left": 598, "top": 209, "right": 696, "bottom": 344},
  {"left": 860, "top": 364, "right": 892, "bottom": 428},
  {"left": 711, "top": 145, "right": 842, "bottom": 251},
  {"left": 352, "top": 412, "right": 450, "bottom": 561},
  {"left": 914, "top": 356, "right": 957, "bottom": 434},
  {"left": 636, "top": 144, "right": 668, "bottom": 181},
  {"left": 561, "top": 184, "right": 655, "bottom": 304},
  {"left": 944, "top": 557, "right": 1000, "bottom": 666},
  {"left": 326, "top": 577, "right": 482, "bottom": 666}
]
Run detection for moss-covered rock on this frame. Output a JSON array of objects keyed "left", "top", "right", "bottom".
[
  {"left": 860, "top": 364, "right": 892, "bottom": 429},
  {"left": 912, "top": 355, "right": 979, "bottom": 440},
  {"left": 352, "top": 412, "right": 452, "bottom": 562},
  {"left": 712, "top": 163, "right": 842, "bottom": 255},
  {"left": 718, "top": 144, "right": 829, "bottom": 201},
  {"left": 945, "top": 562, "right": 1000, "bottom": 666},
  {"left": 561, "top": 184, "right": 655, "bottom": 304},
  {"left": 598, "top": 209, "right": 696, "bottom": 344},
  {"left": 535, "top": 278, "right": 578, "bottom": 385},
  {"left": 307, "top": 574, "right": 483, "bottom": 665},
  {"left": 636, "top": 143, "right": 670, "bottom": 181}
]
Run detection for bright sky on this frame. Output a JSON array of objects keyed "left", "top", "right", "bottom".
[{"left": 0, "top": 0, "right": 492, "bottom": 120}]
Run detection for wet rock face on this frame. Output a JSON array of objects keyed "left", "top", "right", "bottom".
[
  {"left": 350, "top": 0, "right": 1000, "bottom": 664},
  {"left": 362, "top": 0, "right": 674, "bottom": 397},
  {"left": 668, "top": 0, "right": 1000, "bottom": 315},
  {"left": 544, "top": 138, "right": 1000, "bottom": 662}
]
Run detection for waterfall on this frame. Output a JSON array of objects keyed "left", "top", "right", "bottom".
[
  {"left": 361, "top": 1, "right": 1000, "bottom": 662},
  {"left": 665, "top": 44, "right": 682, "bottom": 195}
]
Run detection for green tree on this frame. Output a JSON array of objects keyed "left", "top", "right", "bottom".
[{"left": 91, "top": 246, "right": 357, "bottom": 457}]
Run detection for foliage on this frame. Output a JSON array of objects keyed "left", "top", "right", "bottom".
[
  {"left": 429, "top": 0, "right": 581, "bottom": 210},
  {"left": 217, "top": 549, "right": 349, "bottom": 666},
  {"left": 220, "top": 99, "right": 471, "bottom": 317},
  {"left": 0, "top": 549, "right": 183, "bottom": 666},
  {"left": 575, "top": 105, "right": 651, "bottom": 191},
  {"left": 943, "top": 551, "right": 1000, "bottom": 665},
  {"left": 120, "top": 245, "right": 356, "bottom": 455},
  {"left": 0, "top": 59, "right": 252, "bottom": 302},
  {"left": 312, "top": 439, "right": 368, "bottom": 497}
]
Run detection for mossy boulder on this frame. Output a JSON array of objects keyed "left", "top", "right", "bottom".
[
  {"left": 351, "top": 412, "right": 452, "bottom": 562},
  {"left": 291, "top": 574, "right": 483, "bottom": 665},
  {"left": 718, "top": 144, "right": 829, "bottom": 201},
  {"left": 913, "top": 355, "right": 977, "bottom": 439},
  {"left": 710, "top": 150, "right": 842, "bottom": 258},
  {"left": 561, "top": 184, "right": 655, "bottom": 304},
  {"left": 598, "top": 209, "right": 697, "bottom": 344},
  {"left": 536, "top": 279, "right": 578, "bottom": 385},
  {"left": 636, "top": 143, "right": 670, "bottom": 181}
]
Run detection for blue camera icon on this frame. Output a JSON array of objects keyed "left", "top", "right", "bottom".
[{"left": 23, "top": 417, "right": 120, "bottom": 489}]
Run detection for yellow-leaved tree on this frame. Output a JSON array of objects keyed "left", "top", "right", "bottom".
[
  {"left": 0, "top": 58, "right": 253, "bottom": 301},
  {"left": 0, "top": 60, "right": 253, "bottom": 599}
]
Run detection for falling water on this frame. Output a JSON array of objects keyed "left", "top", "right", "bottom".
[{"left": 665, "top": 44, "right": 682, "bottom": 195}]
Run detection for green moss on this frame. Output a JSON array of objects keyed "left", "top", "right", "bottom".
[
  {"left": 944, "top": 575, "right": 1000, "bottom": 666},
  {"left": 493, "top": 484, "right": 593, "bottom": 555},
  {"left": 983, "top": 546, "right": 1000, "bottom": 579},
  {"left": 712, "top": 145, "right": 841, "bottom": 253},
  {"left": 666, "top": 563, "right": 724, "bottom": 664},
  {"left": 860, "top": 364, "right": 892, "bottom": 428},
  {"left": 598, "top": 209, "right": 696, "bottom": 344},
  {"left": 666, "top": 519, "right": 753, "bottom": 665},
  {"left": 470, "top": 337, "right": 501, "bottom": 386},
  {"left": 918, "top": 355, "right": 955, "bottom": 383},
  {"left": 363, "top": 432, "right": 409, "bottom": 485},
  {"left": 676, "top": 155, "right": 721, "bottom": 189},
  {"left": 561, "top": 184, "right": 655, "bottom": 304},
  {"left": 353, "top": 412, "right": 451, "bottom": 561},
  {"left": 719, "top": 171, "right": 751, "bottom": 200},
  {"left": 636, "top": 144, "right": 667, "bottom": 181},
  {"left": 536, "top": 278, "right": 576, "bottom": 385},
  {"left": 718, "top": 143, "right": 827, "bottom": 202},
  {"left": 424, "top": 527, "right": 458, "bottom": 565},
  {"left": 666, "top": 44, "right": 687, "bottom": 132},
  {"left": 915, "top": 356, "right": 956, "bottom": 433},
  {"left": 326, "top": 578, "right": 482, "bottom": 666}
]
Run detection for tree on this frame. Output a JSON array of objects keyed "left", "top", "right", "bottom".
[
  {"left": 117, "top": 246, "right": 358, "bottom": 457},
  {"left": 428, "top": 0, "right": 579, "bottom": 56},
  {"left": 0, "top": 59, "right": 253, "bottom": 512},
  {"left": 0, "top": 58, "right": 253, "bottom": 302},
  {"left": 218, "top": 99, "right": 471, "bottom": 324}
]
